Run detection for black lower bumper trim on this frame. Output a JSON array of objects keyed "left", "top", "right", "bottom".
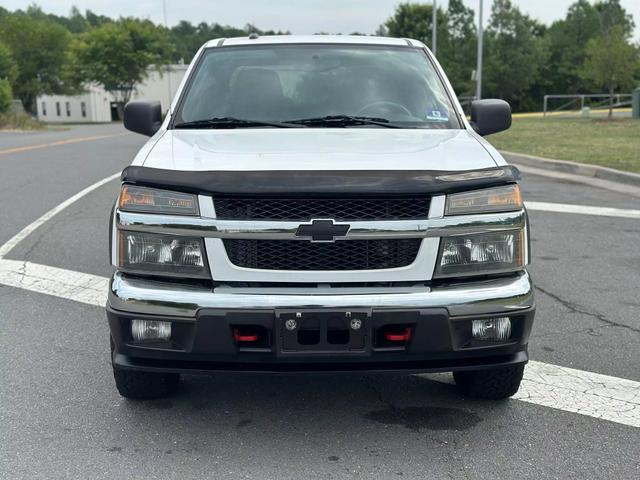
[
  {"left": 108, "top": 303, "right": 534, "bottom": 376},
  {"left": 113, "top": 350, "right": 528, "bottom": 375}
]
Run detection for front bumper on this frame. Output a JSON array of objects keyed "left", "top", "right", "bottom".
[{"left": 107, "top": 271, "right": 535, "bottom": 374}]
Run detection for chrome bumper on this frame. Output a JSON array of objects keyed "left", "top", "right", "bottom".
[{"left": 108, "top": 270, "right": 534, "bottom": 318}]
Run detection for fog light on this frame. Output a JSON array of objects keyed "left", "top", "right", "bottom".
[
  {"left": 471, "top": 317, "right": 511, "bottom": 341},
  {"left": 131, "top": 319, "right": 171, "bottom": 342}
]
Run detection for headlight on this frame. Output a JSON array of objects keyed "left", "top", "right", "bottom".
[
  {"left": 445, "top": 185, "right": 522, "bottom": 216},
  {"left": 118, "top": 231, "right": 209, "bottom": 278},
  {"left": 434, "top": 230, "right": 524, "bottom": 278},
  {"left": 119, "top": 185, "right": 199, "bottom": 215}
]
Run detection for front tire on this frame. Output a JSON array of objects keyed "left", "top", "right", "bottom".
[
  {"left": 110, "top": 336, "right": 179, "bottom": 399},
  {"left": 113, "top": 366, "right": 179, "bottom": 400},
  {"left": 454, "top": 364, "right": 525, "bottom": 400}
]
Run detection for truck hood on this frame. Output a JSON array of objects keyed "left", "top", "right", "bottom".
[{"left": 141, "top": 128, "right": 498, "bottom": 172}]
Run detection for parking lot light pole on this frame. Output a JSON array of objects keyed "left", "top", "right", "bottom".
[
  {"left": 432, "top": 1, "right": 437, "bottom": 56},
  {"left": 476, "top": 0, "right": 484, "bottom": 101},
  {"left": 163, "top": 0, "right": 172, "bottom": 111}
]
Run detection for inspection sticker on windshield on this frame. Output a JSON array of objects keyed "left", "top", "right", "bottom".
[{"left": 426, "top": 109, "right": 448, "bottom": 121}]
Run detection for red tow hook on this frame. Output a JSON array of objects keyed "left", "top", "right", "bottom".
[
  {"left": 384, "top": 328, "right": 412, "bottom": 343},
  {"left": 233, "top": 328, "right": 259, "bottom": 343}
]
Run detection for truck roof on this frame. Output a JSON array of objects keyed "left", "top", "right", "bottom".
[{"left": 203, "top": 35, "right": 425, "bottom": 49}]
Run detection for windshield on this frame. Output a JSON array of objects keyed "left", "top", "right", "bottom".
[{"left": 174, "top": 44, "right": 461, "bottom": 129}]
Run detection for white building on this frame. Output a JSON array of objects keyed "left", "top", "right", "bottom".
[{"left": 36, "top": 65, "right": 188, "bottom": 123}]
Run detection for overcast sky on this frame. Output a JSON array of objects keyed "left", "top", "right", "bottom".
[{"left": 5, "top": 0, "right": 640, "bottom": 39}]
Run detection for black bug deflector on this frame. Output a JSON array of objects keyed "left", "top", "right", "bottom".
[{"left": 120, "top": 165, "right": 521, "bottom": 196}]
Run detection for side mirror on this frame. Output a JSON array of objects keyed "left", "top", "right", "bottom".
[
  {"left": 123, "top": 101, "right": 162, "bottom": 136},
  {"left": 470, "top": 99, "right": 512, "bottom": 136}
]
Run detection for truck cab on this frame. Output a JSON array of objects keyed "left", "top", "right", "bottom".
[{"left": 108, "top": 35, "right": 534, "bottom": 400}]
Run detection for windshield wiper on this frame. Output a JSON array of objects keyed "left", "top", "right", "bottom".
[
  {"left": 284, "top": 115, "right": 405, "bottom": 128},
  {"left": 174, "top": 117, "right": 303, "bottom": 129}
]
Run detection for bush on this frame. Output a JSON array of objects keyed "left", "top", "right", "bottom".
[
  {"left": 0, "top": 110, "right": 43, "bottom": 130},
  {"left": 0, "top": 78, "right": 12, "bottom": 113}
]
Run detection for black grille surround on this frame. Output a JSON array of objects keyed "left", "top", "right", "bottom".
[
  {"left": 223, "top": 239, "right": 422, "bottom": 271},
  {"left": 214, "top": 197, "right": 430, "bottom": 221}
]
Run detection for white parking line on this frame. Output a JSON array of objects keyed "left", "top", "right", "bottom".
[
  {"left": 0, "top": 259, "right": 108, "bottom": 307},
  {"left": 514, "top": 361, "right": 640, "bottom": 428},
  {"left": 0, "top": 172, "right": 120, "bottom": 258},
  {"left": 526, "top": 201, "right": 640, "bottom": 219},
  {"left": 1, "top": 257, "right": 638, "bottom": 429},
  {"left": 1, "top": 176, "right": 639, "bottom": 428}
]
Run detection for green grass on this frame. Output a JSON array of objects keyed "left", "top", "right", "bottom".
[
  {"left": 488, "top": 117, "right": 640, "bottom": 173},
  {"left": 0, "top": 111, "right": 44, "bottom": 130}
]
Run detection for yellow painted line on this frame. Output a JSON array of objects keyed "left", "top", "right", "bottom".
[{"left": 0, "top": 132, "right": 128, "bottom": 156}]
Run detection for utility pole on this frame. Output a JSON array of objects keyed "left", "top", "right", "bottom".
[
  {"left": 163, "top": 0, "right": 173, "bottom": 112},
  {"left": 475, "top": 0, "right": 484, "bottom": 100},
  {"left": 432, "top": 1, "right": 437, "bottom": 56}
]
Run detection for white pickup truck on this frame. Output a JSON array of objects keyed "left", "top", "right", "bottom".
[{"left": 108, "top": 35, "right": 534, "bottom": 400}]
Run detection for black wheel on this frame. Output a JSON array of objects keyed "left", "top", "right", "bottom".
[
  {"left": 453, "top": 364, "right": 525, "bottom": 400},
  {"left": 110, "top": 336, "right": 179, "bottom": 399},
  {"left": 112, "top": 366, "right": 179, "bottom": 400}
]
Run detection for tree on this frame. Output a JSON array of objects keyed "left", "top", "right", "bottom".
[
  {"left": 19, "top": 5, "right": 110, "bottom": 34},
  {"left": 65, "top": 7, "right": 91, "bottom": 34},
  {"left": 384, "top": 2, "right": 483, "bottom": 91},
  {"left": 0, "top": 39, "right": 15, "bottom": 113},
  {"left": 0, "top": 41, "right": 17, "bottom": 83},
  {"left": 380, "top": 1, "right": 548, "bottom": 110},
  {"left": 545, "top": 1, "right": 601, "bottom": 95},
  {"left": 582, "top": 25, "right": 638, "bottom": 118},
  {"left": 84, "top": 10, "right": 112, "bottom": 29},
  {"left": 0, "top": 12, "right": 73, "bottom": 112},
  {"left": 170, "top": 20, "right": 199, "bottom": 63},
  {"left": 439, "top": 0, "right": 477, "bottom": 96},
  {"left": 483, "top": 0, "right": 546, "bottom": 111},
  {"left": 169, "top": 21, "right": 287, "bottom": 64},
  {"left": 0, "top": 78, "right": 11, "bottom": 112},
  {"left": 594, "top": 0, "right": 635, "bottom": 37},
  {"left": 70, "top": 18, "right": 174, "bottom": 112},
  {"left": 384, "top": 3, "right": 447, "bottom": 53}
]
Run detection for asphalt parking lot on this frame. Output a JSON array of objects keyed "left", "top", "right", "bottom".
[{"left": 1, "top": 124, "right": 639, "bottom": 479}]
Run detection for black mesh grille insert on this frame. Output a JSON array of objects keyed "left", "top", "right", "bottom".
[
  {"left": 223, "top": 239, "right": 422, "bottom": 271},
  {"left": 214, "top": 197, "right": 430, "bottom": 220}
]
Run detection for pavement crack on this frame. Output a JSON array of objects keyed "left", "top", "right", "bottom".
[
  {"left": 536, "top": 286, "right": 640, "bottom": 334},
  {"left": 20, "top": 229, "right": 46, "bottom": 262},
  {"left": 533, "top": 323, "right": 631, "bottom": 339},
  {"left": 17, "top": 260, "right": 28, "bottom": 285}
]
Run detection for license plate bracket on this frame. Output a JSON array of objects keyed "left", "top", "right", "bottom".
[{"left": 275, "top": 309, "right": 371, "bottom": 356}]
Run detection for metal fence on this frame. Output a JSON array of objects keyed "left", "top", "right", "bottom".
[{"left": 543, "top": 94, "right": 632, "bottom": 117}]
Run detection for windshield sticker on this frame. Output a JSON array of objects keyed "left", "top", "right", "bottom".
[{"left": 426, "top": 109, "right": 449, "bottom": 122}]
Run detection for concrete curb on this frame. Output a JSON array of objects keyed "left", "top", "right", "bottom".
[{"left": 501, "top": 151, "right": 640, "bottom": 187}]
